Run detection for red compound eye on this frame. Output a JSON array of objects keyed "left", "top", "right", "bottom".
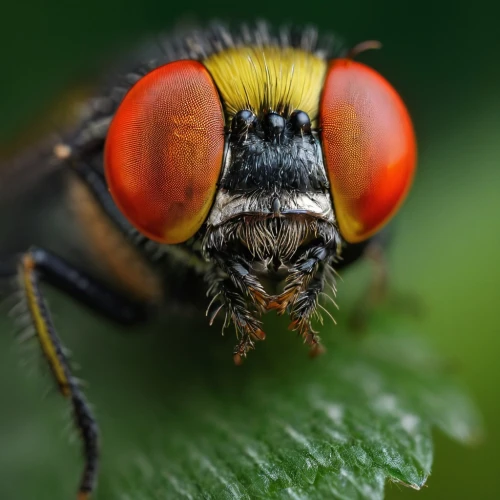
[
  {"left": 320, "top": 58, "right": 417, "bottom": 243},
  {"left": 105, "top": 60, "right": 225, "bottom": 244}
]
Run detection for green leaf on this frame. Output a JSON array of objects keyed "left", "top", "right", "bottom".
[
  {"left": 103, "top": 316, "right": 479, "bottom": 499},
  {"left": 0, "top": 298, "right": 481, "bottom": 500}
]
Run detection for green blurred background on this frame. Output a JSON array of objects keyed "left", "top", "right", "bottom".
[{"left": 0, "top": 0, "right": 499, "bottom": 499}]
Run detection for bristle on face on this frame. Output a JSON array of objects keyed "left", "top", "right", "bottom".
[{"left": 204, "top": 46, "right": 327, "bottom": 126}]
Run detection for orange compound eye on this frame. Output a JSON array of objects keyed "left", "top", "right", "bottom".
[
  {"left": 320, "top": 59, "right": 416, "bottom": 243},
  {"left": 105, "top": 60, "right": 225, "bottom": 244}
]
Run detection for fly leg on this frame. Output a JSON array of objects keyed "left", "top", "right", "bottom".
[
  {"left": 349, "top": 241, "right": 388, "bottom": 331},
  {"left": 274, "top": 245, "right": 336, "bottom": 356},
  {"left": 349, "top": 239, "right": 423, "bottom": 330},
  {"left": 206, "top": 253, "right": 269, "bottom": 364},
  {"left": 10, "top": 246, "right": 150, "bottom": 500}
]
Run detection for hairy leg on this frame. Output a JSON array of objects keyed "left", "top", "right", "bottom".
[
  {"left": 274, "top": 245, "right": 336, "bottom": 355},
  {"left": 205, "top": 253, "right": 269, "bottom": 364},
  {"left": 10, "top": 247, "right": 150, "bottom": 499}
]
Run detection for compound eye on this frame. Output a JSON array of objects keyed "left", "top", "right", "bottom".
[
  {"left": 105, "top": 60, "right": 225, "bottom": 244},
  {"left": 320, "top": 59, "right": 416, "bottom": 243}
]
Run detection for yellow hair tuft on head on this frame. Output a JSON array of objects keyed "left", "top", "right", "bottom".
[{"left": 204, "top": 46, "right": 327, "bottom": 126}]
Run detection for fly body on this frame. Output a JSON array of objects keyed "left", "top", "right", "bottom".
[{"left": 1, "top": 22, "right": 416, "bottom": 499}]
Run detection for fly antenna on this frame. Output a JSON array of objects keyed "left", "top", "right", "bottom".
[{"left": 346, "top": 40, "right": 382, "bottom": 60}]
